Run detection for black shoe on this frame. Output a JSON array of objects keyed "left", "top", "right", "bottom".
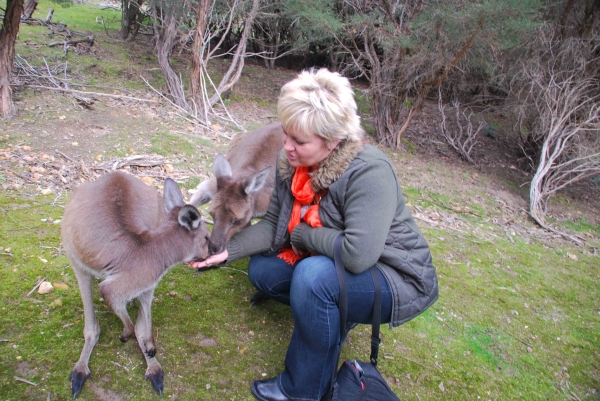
[{"left": 251, "top": 377, "right": 290, "bottom": 401}]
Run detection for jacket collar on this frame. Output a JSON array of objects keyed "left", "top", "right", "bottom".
[{"left": 278, "top": 139, "right": 364, "bottom": 193}]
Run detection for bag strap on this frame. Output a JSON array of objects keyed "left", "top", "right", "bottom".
[
  {"left": 333, "top": 234, "right": 382, "bottom": 363},
  {"left": 333, "top": 235, "right": 348, "bottom": 336},
  {"left": 369, "top": 267, "right": 382, "bottom": 367},
  {"left": 326, "top": 235, "right": 383, "bottom": 400}
]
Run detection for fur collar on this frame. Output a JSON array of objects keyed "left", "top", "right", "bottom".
[{"left": 278, "top": 139, "right": 364, "bottom": 193}]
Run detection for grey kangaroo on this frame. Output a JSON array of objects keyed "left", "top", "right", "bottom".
[
  {"left": 62, "top": 171, "right": 210, "bottom": 398},
  {"left": 190, "top": 123, "right": 284, "bottom": 255}
]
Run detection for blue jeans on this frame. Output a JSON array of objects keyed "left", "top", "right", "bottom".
[{"left": 248, "top": 253, "right": 393, "bottom": 400}]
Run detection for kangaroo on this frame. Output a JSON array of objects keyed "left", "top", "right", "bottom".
[
  {"left": 62, "top": 171, "right": 210, "bottom": 398},
  {"left": 190, "top": 122, "right": 284, "bottom": 255}
]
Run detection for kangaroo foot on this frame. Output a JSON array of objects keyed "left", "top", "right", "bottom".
[
  {"left": 70, "top": 369, "right": 91, "bottom": 399},
  {"left": 145, "top": 368, "right": 164, "bottom": 396}
]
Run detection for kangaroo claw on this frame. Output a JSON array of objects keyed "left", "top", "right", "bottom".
[
  {"left": 147, "top": 370, "right": 164, "bottom": 396},
  {"left": 70, "top": 370, "right": 91, "bottom": 399}
]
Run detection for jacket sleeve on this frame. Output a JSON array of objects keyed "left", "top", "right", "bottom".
[
  {"left": 291, "top": 159, "right": 399, "bottom": 274},
  {"left": 226, "top": 178, "right": 282, "bottom": 262}
]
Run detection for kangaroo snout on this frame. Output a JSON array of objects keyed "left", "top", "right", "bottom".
[{"left": 208, "top": 237, "right": 225, "bottom": 256}]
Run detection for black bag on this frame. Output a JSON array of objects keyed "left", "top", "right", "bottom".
[{"left": 327, "top": 235, "right": 401, "bottom": 401}]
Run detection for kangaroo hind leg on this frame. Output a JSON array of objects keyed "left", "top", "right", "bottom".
[
  {"left": 70, "top": 266, "right": 100, "bottom": 399},
  {"left": 135, "top": 288, "right": 164, "bottom": 396}
]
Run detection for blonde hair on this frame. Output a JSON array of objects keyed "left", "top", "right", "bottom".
[{"left": 277, "top": 68, "right": 364, "bottom": 144}]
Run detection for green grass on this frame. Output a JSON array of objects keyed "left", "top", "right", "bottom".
[
  {"left": 151, "top": 131, "right": 198, "bottom": 158},
  {"left": 1, "top": 186, "right": 598, "bottom": 400},
  {"left": 564, "top": 217, "right": 600, "bottom": 235}
]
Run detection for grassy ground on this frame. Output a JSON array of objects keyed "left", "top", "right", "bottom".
[{"left": 1, "top": 1, "right": 599, "bottom": 400}]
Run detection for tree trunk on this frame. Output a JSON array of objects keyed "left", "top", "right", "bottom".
[
  {"left": 22, "top": 0, "right": 38, "bottom": 19},
  {"left": 191, "top": 0, "right": 210, "bottom": 118},
  {"left": 0, "top": 0, "right": 24, "bottom": 119},
  {"left": 120, "top": 0, "right": 143, "bottom": 41},
  {"left": 152, "top": 4, "right": 188, "bottom": 110},
  {"left": 208, "top": 0, "right": 260, "bottom": 106}
]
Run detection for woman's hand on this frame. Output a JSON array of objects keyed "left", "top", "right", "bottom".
[
  {"left": 189, "top": 250, "right": 228, "bottom": 269},
  {"left": 292, "top": 244, "right": 308, "bottom": 258}
]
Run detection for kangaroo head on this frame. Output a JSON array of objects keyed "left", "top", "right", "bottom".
[
  {"left": 208, "top": 154, "right": 270, "bottom": 254},
  {"left": 164, "top": 178, "right": 210, "bottom": 262}
]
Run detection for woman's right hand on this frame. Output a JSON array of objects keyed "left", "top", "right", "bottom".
[{"left": 189, "top": 250, "right": 228, "bottom": 269}]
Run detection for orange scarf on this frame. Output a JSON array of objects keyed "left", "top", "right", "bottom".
[{"left": 278, "top": 166, "right": 324, "bottom": 265}]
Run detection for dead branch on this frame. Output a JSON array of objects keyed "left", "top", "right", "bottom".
[
  {"left": 45, "top": 7, "right": 53, "bottom": 23},
  {"left": 100, "top": 155, "right": 166, "bottom": 170},
  {"left": 14, "top": 376, "right": 38, "bottom": 386},
  {"left": 26, "top": 278, "right": 46, "bottom": 297},
  {"left": 438, "top": 88, "right": 484, "bottom": 165},
  {"left": 54, "top": 149, "right": 75, "bottom": 163},
  {"left": 48, "top": 36, "right": 94, "bottom": 48},
  {"left": 17, "top": 84, "right": 157, "bottom": 103}
]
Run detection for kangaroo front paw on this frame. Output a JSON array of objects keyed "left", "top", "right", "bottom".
[
  {"left": 70, "top": 369, "right": 91, "bottom": 399},
  {"left": 146, "top": 369, "right": 164, "bottom": 396}
]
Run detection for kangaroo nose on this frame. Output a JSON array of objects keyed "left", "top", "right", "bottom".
[{"left": 208, "top": 240, "right": 224, "bottom": 255}]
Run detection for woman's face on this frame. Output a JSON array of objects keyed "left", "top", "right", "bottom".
[{"left": 282, "top": 128, "right": 338, "bottom": 168}]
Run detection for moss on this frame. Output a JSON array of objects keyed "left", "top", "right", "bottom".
[{"left": 151, "top": 132, "right": 197, "bottom": 157}]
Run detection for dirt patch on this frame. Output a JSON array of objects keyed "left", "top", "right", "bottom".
[
  {"left": 87, "top": 382, "right": 126, "bottom": 401},
  {"left": 15, "top": 361, "right": 38, "bottom": 377}
]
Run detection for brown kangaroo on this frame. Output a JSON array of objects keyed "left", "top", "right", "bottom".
[
  {"left": 190, "top": 122, "right": 284, "bottom": 255},
  {"left": 62, "top": 171, "right": 210, "bottom": 398}
]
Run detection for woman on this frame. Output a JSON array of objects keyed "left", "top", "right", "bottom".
[{"left": 192, "top": 68, "right": 438, "bottom": 401}]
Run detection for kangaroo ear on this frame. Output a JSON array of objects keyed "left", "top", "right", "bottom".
[
  {"left": 163, "top": 178, "right": 184, "bottom": 212},
  {"left": 244, "top": 167, "right": 271, "bottom": 196},
  {"left": 189, "top": 178, "right": 216, "bottom": 206},
  {"left": 178, "top": 205, "right": 202, "bottom": 230},
  {"left": 213, "top": 154, "right": 232, "bottom": 179}
]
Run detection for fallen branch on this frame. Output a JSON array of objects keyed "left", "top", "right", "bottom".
[
  {"left": 14, "top": 376, "right": 38, "bottom": 386},
  {"left": 100, "top": 155, "right": 166, "bottom": 170},
  {"left": 48, "top": 36, "right": 94, "bottom": 48},
  {"left": 16, "top": 84, "right": 158, "bottom": 103},
  {"left": 54, "top": 148, "right": 75, "bottom": 163},
  {"left": 26, "top": 278, "right": 46, "bottom": 297}
]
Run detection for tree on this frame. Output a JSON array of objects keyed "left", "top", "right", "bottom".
[
  {"left": 120, "top": 0, "right": 145, "bottom": 41},
  {"left": 151, "top": 1, "right": 188, "bottom": 109},
  {"left": 0, "top": 0, "right": 24, "bottom": 118},
  {"left": 191, "top": 0, "right": 259, "bottom": 119},
  {"left": 506, "top": 12, "right": 600, "bottom": 240}
]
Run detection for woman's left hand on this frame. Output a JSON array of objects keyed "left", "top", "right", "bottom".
[{"left": 292, "top": 244, "right": 308, "bottom": 258}]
